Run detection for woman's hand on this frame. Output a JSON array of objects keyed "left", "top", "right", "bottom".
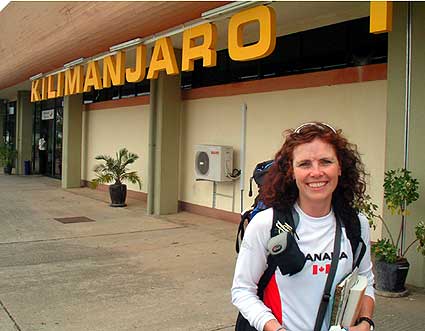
[
  {"left": 346, "top": 321, "right": 371, "bottom": 331},
  {"left": 263, "top": 319, "right": 286, "bottom": 331}
]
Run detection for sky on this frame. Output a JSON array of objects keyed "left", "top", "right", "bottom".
[{"left": 0, "top": 0, "right": 9, "bottom": 13}]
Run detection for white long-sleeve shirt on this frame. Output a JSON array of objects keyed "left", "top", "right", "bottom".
[{"left": 231, "top": 203, "right": 375, "bottom": 331}]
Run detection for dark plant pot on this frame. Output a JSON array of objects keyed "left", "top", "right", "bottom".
[
  {"left": 3, "top": 165, "right": 12, "bottom": 175},
  {"left": 375, "top": 258, "right": 410, "bottom": 293},
  {"left": 109, "top": 184, "right": 127, "bottom": 207}
]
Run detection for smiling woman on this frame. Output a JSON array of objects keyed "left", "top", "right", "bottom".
[
  {"left": 231, "top": 122, "right": 375, "bottom": 331},
  {"left": 292, "top": 138, "right": 341, "bottom": 217}
]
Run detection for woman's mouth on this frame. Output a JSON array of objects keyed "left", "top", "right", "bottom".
[{"left": 307, "top": 182, "right": 327, "bottom": 188}]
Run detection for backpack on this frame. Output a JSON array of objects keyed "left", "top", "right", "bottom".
[
  {"left": 236, "top": 160, "right": 274, "bottom": 253},
  {"left": 234, "top": 161, "right": 367, "bottom": 331}
]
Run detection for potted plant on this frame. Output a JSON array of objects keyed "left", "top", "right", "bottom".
[
  {"left": 91, "top": 148, "right": 142, "bottom": 207},
  {"left": 358, "top": 169, "right": 425, "bottom": 295},
  {"left": 0, "top": 141, "right": 17, "bottom": 175}
]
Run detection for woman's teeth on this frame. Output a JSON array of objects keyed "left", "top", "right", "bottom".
[{"left": 308, "top": 182, "right": 326, "bottom": 188}]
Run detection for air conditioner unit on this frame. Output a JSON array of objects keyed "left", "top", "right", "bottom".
[{"left": 194, "top": 145, "right": 233, "bottom": 182}]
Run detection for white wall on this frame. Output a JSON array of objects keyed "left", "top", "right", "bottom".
[
  {"left": 180, "top": 80, "right": 387, "bottom": 240},
  {"left": 81, "top": 105, "right": 149, "bottom": 193}
]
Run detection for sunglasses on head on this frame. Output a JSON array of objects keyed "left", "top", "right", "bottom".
[{"left": 293, "top": 122, "right": 337, "bottom": 134}]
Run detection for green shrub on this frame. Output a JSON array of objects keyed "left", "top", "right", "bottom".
[
  {"left": 359, "top": 169, "right": 425, "bottom": 263},
  {"left": 91, "top": 148, "right": 142, "bottom": 189}
]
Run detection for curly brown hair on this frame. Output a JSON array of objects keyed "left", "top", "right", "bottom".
[{"left": 261, "top": 122, "right": 367, "bottom": 239}]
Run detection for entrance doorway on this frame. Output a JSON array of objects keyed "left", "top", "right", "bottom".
[{"left": 32, "top": 98, "right": 63, "bottom": 179}]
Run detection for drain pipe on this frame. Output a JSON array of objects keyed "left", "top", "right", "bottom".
[
  {"left": 147, "top": 80, "right": 157, "bottom": 215},
  {"left": 401, "top": 2, "right": 413, "bottom": 255},
  {"left": 240, "top": 103, "right": 247, "bottom": 213}
]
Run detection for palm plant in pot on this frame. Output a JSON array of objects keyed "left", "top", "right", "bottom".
[
  {"left": 91, "top": 148, "right": 142, "bottom": 207},
  {"left": 0, "top": 141, "right": 17, "bottom": 175},
  {"left": 359, "top": 169, "right": 425, "bottom": 295}
]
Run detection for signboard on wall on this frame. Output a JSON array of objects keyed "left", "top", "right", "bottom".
[
  {"left": 30, "top": 2, "right": 392, "bottom": 103},
  {"left": 41, "top": 109, "right": 54, "bottom": 120}
]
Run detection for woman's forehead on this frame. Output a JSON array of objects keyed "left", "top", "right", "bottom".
[{"left": 292, "top": 139, "right": 337, "bottom": 159}]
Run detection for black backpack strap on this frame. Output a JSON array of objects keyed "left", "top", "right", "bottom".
[
  {"left": 347, "top": 215, "right": 366, "bottom": 270},
  {"left": 257, "top": 208, "right": 282, "bottom": 299},
  {"left": 353, "top": 237, "right": 366, "bottom": 269},
  {"left": 258, "top": 208, "right": 303, "bottom": 298},
  {"left": 313, "top": 217, "right": 342, "bottom": 331},
  {"left": 236, "top": 209, "right": 253, "bottom": 253},
  {"left": 234, "top": 209, "right": 284, "bottom": 331}
]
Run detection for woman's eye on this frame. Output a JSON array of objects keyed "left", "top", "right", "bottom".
[
  {"left": 298, "top": 162, "right": 310, "bottom": 168},
  {"left": 320, "top": 159, "right": 333, "bottom": 165}
]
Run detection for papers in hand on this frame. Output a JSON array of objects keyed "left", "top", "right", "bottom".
[{"left": 330, "top": 267, "right": 367, "bottom": 327}]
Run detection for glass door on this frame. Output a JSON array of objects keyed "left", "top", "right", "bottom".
[
  {"left": 32, "top": 98, "right": 63, "bottom": 178},
  {"left": 54, "top": 106, "right": 63, "bottom": 178}
]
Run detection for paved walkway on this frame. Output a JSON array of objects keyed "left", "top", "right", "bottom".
[{"left": 0, "top": 175, "right": 423, "bottom": 330}]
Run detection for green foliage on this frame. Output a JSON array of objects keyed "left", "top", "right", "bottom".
[
  {"left": 91, "top": 148, "right": 142, "bottom": 189},
  {"left": 384, "top": 169, "right": 419, "bottom": 215},
  {"left": 371, "top": 239, "right": 398, "bottom": 264},
  {"left": 359, "top": 168, "right": 424, "bottom": 263},
  {"left": 415, "top": 221, "right": 425, "bottom": 256},
  {"left": 354, "top": 194, "right": 379, "bottom": 230},
  {"left": 0, "top": 141, "right": 17, "bottom": 167}
]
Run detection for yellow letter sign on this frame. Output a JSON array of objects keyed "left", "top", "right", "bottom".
[
  {"left": 126, "top": 45, "right": 147, "bottom": 83},
  {"left": 56, "top": 72, "right": 65, "bottom": 98},
  {"left": 47, "top": 75, "right": 56, "bottom": 99},
  {"left": 103, "top": 51, "right": 126, "bottom": 88},
  {"left": 31, "top": 80, "right": 41, "bottom": 102},
  {"left": 147, "top": 37, "right": 179, "bottom": 79},
  {"left": 228, "top": 5, "right": 276, "bottom": 61},
  {"left": 84, "top": 61, "right": 102, "bottom": 92},
  {"left": 64, "top": 66, "right": 84, "bottom": 96},
  {"left": 370, "top": 1, "right": 393, "bottom": 33},
  {"left": 182, "top": 23, "right": 217, "bottom": 71}
]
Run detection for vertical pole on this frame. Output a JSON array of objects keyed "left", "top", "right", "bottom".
[
  {"left": 401, "top": 2, "right": 412, "bottom": 255},
  {"left": 212, "top": 181, "right": 217, "bottom": 208},
  {"left": 147, "top": 79, "right": 157, "bottom": 215},
  {"left": 240, "top": 103, "right": 247, "bottom": 213}
]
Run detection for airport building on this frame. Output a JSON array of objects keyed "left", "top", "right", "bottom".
[{"left": 1, "top": 1, "right": 424, "bottom": 287}]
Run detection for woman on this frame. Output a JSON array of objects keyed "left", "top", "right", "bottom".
[{"left": 231, "top": 122, "right": 375, "bottom": 331}]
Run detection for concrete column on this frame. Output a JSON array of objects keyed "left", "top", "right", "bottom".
[
  {"left": 62, "top": 94, "right": 83, "bottom": 188},
  {"left": 386, "top": 2, "right": 425, "bottom": 287},
  {"left": 147, "top": 63, "right": 182, "bottom": 215},
  {"left": 15, "top": 91, "right": 33, "bottom": 175}
]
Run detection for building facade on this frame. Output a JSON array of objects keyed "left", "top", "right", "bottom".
[{"left": 0, "top": 1, "right": 424, "bottom": 287}]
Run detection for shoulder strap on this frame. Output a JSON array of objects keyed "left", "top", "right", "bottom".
[
  {"left": 313, "top": 217, "right": 342, "bottom": 331},
  {"left": 236, "top": 209, "right": 253, "bottom": 253},
  {"left": 353, "top": 237, "right": 366, "bottom": 269},
  {"left": 257, "top": 208, "right": 290, "bottom": 299},
  {"left": 270, "top": 207, "right": 296, "bottom": 237},
  {"left": 348, "top": 215, "right": 366, "bottom": 270}
]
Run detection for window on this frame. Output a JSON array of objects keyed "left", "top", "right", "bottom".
[
  {"left": 2, "top": 101, "right": 16, "bottom": 147},
  {"left": 182, "top": 17, "right": 387, "bottom": 89}
]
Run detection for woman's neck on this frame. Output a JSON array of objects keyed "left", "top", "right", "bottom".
[{"left": 297, "top": 198, "right": 332, "bottom": 218}]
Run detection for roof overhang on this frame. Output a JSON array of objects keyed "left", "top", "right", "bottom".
[{"left": 0, "top": 1, "right": 369, "bottom": 98}]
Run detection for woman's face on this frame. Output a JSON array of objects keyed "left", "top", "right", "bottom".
[{"left": 292, "top": 138, "right": 341, "bottom": 214}]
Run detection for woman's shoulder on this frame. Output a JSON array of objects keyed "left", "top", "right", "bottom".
[
  {"left": 357, "top": 212, "right": 372, "bottom": 238},
  {"left": 356, "top": 212, "right": 369, "bottom": 226},
  {"left": 248, "top": 207, "right": 274, "bottom": 231}
]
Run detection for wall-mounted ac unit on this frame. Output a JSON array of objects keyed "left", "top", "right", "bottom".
[{"left": 194, "top": 145, "right": 233, "bottom": 182}]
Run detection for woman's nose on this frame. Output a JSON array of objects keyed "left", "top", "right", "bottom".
[{"left": 310, "top": 163, "right": 323, "bottom": 177}]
